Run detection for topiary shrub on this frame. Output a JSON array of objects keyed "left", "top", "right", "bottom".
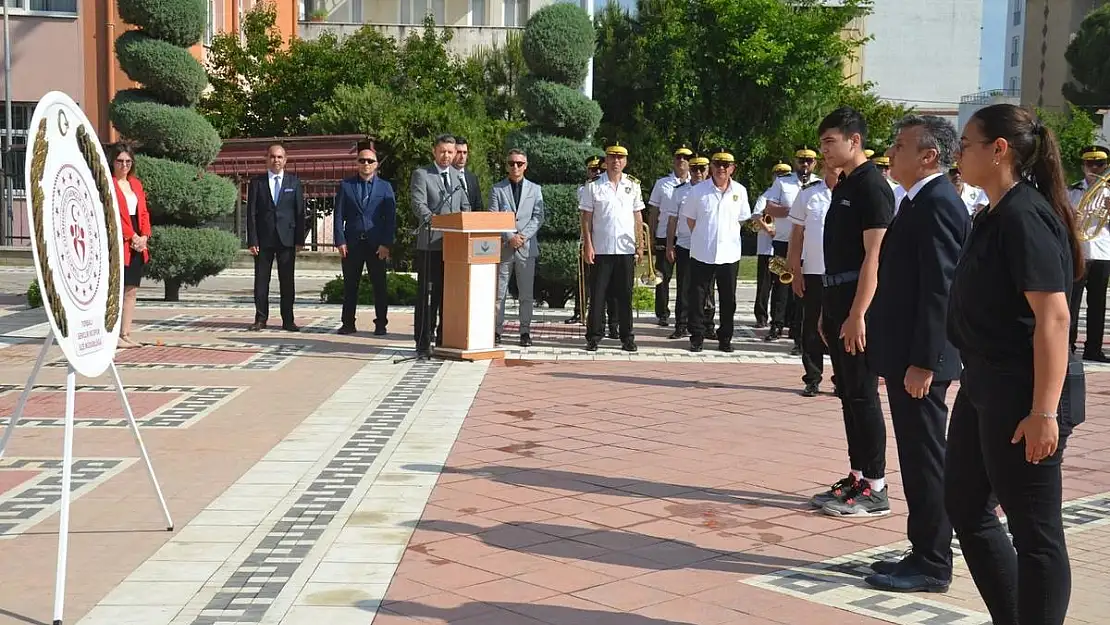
[
  {"left": 26, "top": 281, "right": 42, "bottom": 308},
  {"left": 113, "top": 0, "right": 239, "bottom": 300},
  {"left": 319, "top": 272, "right": 419, "bottom": 306},
  {"left": 514, "top": 2, "right": 597, "bottom": 308}
]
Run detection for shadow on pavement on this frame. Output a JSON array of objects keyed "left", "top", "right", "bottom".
[
  {"left": 545, "top": 371, "right": 808, "bottom": 395},
  {"left": 381, "top": 599, "right": 700, "bottom": 624}
]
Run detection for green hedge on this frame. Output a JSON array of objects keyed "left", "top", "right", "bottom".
[
  {"left": 521, "top": 3, "right": 595, "bottom": 86},
  {"left": 118, "top": 0, "right": 206, "bottom": 49},
  {"left": 537, "top": 183, "right": 581, "bottom": 239},
  {"left": 505, "top": 130, "right": 601, "bottom": 184},
  {"left": 319, "top": 272, "right": 419, "bottom": 306},
  {"left": 136, "top": 155, "right": 237, "bottom": 226},
  {"left": 26, "top": 281, "right": 42, "bottom": 308},
  {"left": 145, "top": 225, "right": 240, "bottom": 300},
  {"left": 116, "top": 31, "right": 208, "bottom": 106},
  {"left": 519, "top": 77, "right": 603, "bottom": 141},
  {"left": 109, "top": 90, "right": 222, "bottom": 166},
  {"left": 632, "top": 286, "right": 654, "bottom": 312}
]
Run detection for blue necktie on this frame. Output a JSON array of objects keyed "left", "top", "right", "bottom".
[{"left": 272, "top": 176, "right": 281, "bottom": 204}]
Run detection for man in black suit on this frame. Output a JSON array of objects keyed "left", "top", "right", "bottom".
[
  {"left": 246, "top": 142, "right": 306, "bottom": 331},
  {"left": 453, "top": 137, "right": 484, "bottom": 211},
  {"left": 865, "top": 115, "right": 970, "bottom": 593}
]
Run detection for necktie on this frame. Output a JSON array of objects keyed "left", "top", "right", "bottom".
[
  {"left": 897, "top": 196, "right": 910, "bottom": 217},
  {"left": 441, "top": 172, "right": 449, "bottom": 190},
  {"left": 272, "top": 176, "right": 281, "bottom": 204},
  {"left": 459, "top": 173, "right": 467, "bottom": 192}
]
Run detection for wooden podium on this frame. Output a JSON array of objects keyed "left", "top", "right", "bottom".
[{"left": 432, "top": 211, "right": 517, "bottom": 360}]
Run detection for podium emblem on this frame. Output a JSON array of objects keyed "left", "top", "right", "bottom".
[{"left": 473, "top": 238, "right": 498, "bottom": 258}]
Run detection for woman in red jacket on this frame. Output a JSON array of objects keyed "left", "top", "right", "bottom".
[{"left": 108, "top": 143, "right": 151, "bottom": 348}]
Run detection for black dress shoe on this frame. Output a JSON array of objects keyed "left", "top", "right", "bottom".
[
  {"left": 754, "top": 320, "right": 768, "bottom": 329},
  {"left": 520, "top": 334, "right": 532, "bottom": 347},
  {"left": 864, "top": 571, "right": 950, "bottom": 593},
  {"left": 718, "top": 341, "right": 733, "bottom": 353},
  {"left": 802, "top": 383, "right": 819, "bottom": 398},
  {"left": 495, "top": 334, "right": 502, "bottom": 346},
  {"left": 790, "top": 345, "right": 801, "bottom": 356},
  {"left": 705, "top": 330, "right": 717, "bottom": 341},
  {"left": 282, "top": 323, "right": 300, "bottom": 332},
  {"left": 585, "top": 341, "right": 598, "bottom": 352},
  {"left": 689, "top": 340, "right": 703, "bottom": 353},
  {"left": 248, "top": 321, "right": 266, "bottom": 331},
  {"left": 373, "top": 326, "right": 387, "bottom": 336},
  {"left": 657, "top": 318, "right": 669, "bottom": 327},
  {"left": 764, "top": 327, "right": 782, "bottom": 342},
  {"left": 564, "top": 315, "right": 581, "bottom": 324},
  {"left": 1083, "top": 351, "right": 1110, "bottom": 363},
  {"left": 667, "top": 328, "right": 688, "bottom": 339},
  {"left": 870, "top": 550, "right": 914, "bottom": 575},
  {"left": 621, "top": 341, "right": 637, "bottom": 353},
  {"left": 337, "top": 325, "right": 356, "bottom": 335},
  {"left": 607, "top": 327, "right": 619, "bottom": 339}
]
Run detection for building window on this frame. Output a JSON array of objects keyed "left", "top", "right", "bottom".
[
  {"left": 1010, "top": 36, "right": 1019, "bottom": 67},
  {"left": 3, "top": 0, "right": 77, "bottom": 13},
  {"left": 400, "top": 0, "right": 444, "bottom": 24},
  {"left": 470, "top": 0, "right": 486, "bottom": 26},
  {"left": 504, "top": 0, "right": 527, "bottom": 27},
  {"left": 1013, "top": 3, "right": 1022, "bottom": 26},
  {"left": 1009, "top": 76, "right": 1019, "bottom": 92},
  {"left": 0, "top": 102, "right": 36, "bottom": 195}
]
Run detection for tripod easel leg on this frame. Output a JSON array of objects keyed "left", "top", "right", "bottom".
[
  {"left": 0, "top": 334, "right": 54, "bottom": 460},
  {"left": 52, "top": 367, "right": 76, "bottom": 625},
  {"left": 109, "top": 362, "right": 173, "bottom": 531}
]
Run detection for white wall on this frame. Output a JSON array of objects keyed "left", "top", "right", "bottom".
[
  {"left": 1002, "top": 0, "right": 1025, "bottom": 93},
  {"left": 862, "top": 0, "right": 983, "bottom": 113}
]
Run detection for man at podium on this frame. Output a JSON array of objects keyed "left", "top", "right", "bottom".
[{"left": 411, "top": 134, "right": 472, "bottom": 356}]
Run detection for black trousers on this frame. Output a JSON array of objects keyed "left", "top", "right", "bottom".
[
  {"left": 341, "top": 239, "right": 388, "bottom": 329},
  {"left": 254, "top": 245, "right": 295, "bottom": 325},
  {"left": 822, "top": 283, "right": 886, "bottom": 478},
  {"left": 653, "top": 237, "right": 674, "bottom": 320},
  {"left": 414, "top": 249, "right": 444, "bottom": 351},
  {"left": 1070, "top": 259, "right": 1110, "bottom": 355},
  {"left": 887, "top": 377, "right": 954, "bottom": 581},
  {"left": 688, "top": 259, "right": 737, "bottom": 342},
  {"left": 800, "top": 275, "right": 825, "bottom": 385},
  {"left": 754, "top": 253, "right": 772, "bottom": 324},
  {"left": 769, "top": 241, "right": 793, "bottom": 330},
  {"left": 674, "top": 245, "right": 691, "bottom": 331},
  {"left": 587, "top": 254, "right": 634, "bottom": 342},
  {"left": 575, "top": 259, "right": 617, "bottom": 328},
  {"left": 944, "top": 359, "right": 1071, "bottom": 625}
]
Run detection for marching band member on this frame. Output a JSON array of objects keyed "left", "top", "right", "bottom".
[
  {"left": 647, "top": 146, "right": 693, "bottom": 327},
  {"left": 947, "top": 165, "right": 989, "bottom": 215},
  {"left": 751, "top": 163, "right": 790, "bottom": 328},
  {"left": 874, "top": 154, "right": 907, "bottom": 215},
  {"left": 1068, "top": 144, "right": 1110, "bottom": 361},
  {"left": 664, "top": 155, "right": 711, "bottom": 339},
  {"left": 570, "top": 156, "right": 617, "bottom": 335},
  {"left": 787, "top": 163, "right": 841, "bottom": 397},
  {"left": 681, "top": 149, "right": 751, "bottom": 352},
  {"left": 580, "top": 142, "right": 645, "bottom": 352}
]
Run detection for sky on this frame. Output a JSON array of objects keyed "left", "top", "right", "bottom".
[{"left": 597, "top": 0, "right": 1009, "bottom": 91}]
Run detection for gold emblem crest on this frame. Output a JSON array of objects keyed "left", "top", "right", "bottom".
[{"left": 732, "top": 194, "right": 739, "bottom": 201}]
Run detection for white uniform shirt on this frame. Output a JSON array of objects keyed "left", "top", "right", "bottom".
[
  {"left": 750, "top": 188, "right": 775, "bottom": 255},
  {"left": 580, "top": 173, "right": 645, "bottom": 255},
  {"left": 788, "top": 180, "right": 832, "bottom": 275},
  {"left": 661, "top": 181, "right": 695, "bottom": 249},
  {"left": 648, "top": 172, "right": 689, "bottom": 239},
  {"left": 761, "top": 172, "right": 812, "bottom": 243},
  {"left": 957, "top": 183, "right": 989, "bottom": 215},
  {"left": 1070, "top": 179, "right": 1110, "bottom": 261},
  {"left": 680, "top": 178, "right": 751, "bottom": 265}
]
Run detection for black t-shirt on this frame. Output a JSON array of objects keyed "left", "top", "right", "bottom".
[
  {"left": 947, "top": 182, "right": 1073, "bottom": 366},
  {"left": 822, "top": 161, "right": 895, "bottom": 275}
]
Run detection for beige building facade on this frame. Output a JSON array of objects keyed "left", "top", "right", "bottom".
[{"left": 1020, "top": 0, "right": 1109, "bottom": 110}]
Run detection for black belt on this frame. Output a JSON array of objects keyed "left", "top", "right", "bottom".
[{"left": 822, "top": 270, "right": 860, "bottom": 287}]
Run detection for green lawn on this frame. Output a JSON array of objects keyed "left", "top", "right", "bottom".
[{"left": 739, "top": 256, "right": 758, "bottom": 281}]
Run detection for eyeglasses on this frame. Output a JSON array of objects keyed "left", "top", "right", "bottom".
[
  {"left": 1084, "top": 160, "right": 1107, "bottom": 168},
  {"left": 507, "top": 161, "right": 527, "bottom": 168},
  {"left": 357, "top": 158, "right": 377, "bottom": 164},
  {"left": 690, "top": 165, "right": 708, "bottom": 171},
  {"left": 115, "top": 159, "right": 132, "bottom": 166},
  {"left": 674, "top": 154, "right": 690, "bottom": 161}
]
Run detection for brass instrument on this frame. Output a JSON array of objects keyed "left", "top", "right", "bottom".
[
  {"left": 636, "top": 222, "right": 662, "bottom": 287},
  {"left": 742, "top": 213, "right": 776, "bottom": 237},
  {"left": 1076, "top": 172, "right": 1110, "bottom": 242},
  {"left": 768, "top": 255, "right": 793, "bottom": 285}
]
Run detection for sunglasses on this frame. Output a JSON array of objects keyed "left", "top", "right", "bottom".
[
  {"left": 711, "top": 161, "right": 732, "bottom": 167},
  {"left": 115, "top": 159, "right": 132, "bottom": 166},
  {"left": 675, "top": 154, "right": 691, "bottom": 161},
  {"left": 1084, "top": 160, "right": 1107, "bottom": 168},
  {"left": 507, "top": 161, "right": 527, "bottom": 168},
  {"left": 798, "top": 158, "right": 815, "bottom": 164},
  {"left": 690, "top": 165, "right": 708, "bottom": 171},
  {"left": 357, "top": 158, "right": 377, "bottom": 164}
]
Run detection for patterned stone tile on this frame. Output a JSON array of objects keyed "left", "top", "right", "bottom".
[
  {"left": 0, "top": 384, "right": 243, "bottom": 428},
  {"left": 45, "top": 342, "right": 308, "bottom": 371},
  {"left": 0, "top": 457, "right": 137, "bottom": 538},
  {"left": 140, "top": 314, "right": 337, "bottom": 335}
]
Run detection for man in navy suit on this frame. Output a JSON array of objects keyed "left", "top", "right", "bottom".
[
  {"left": 333, "top": 141, "right": 396, "bottom": 335},
  {"left": 863, "top": 115, "right": 970, "bottom": 592},
  {"left": 247, "top": 142, "right": 306, "bottom": 332}
]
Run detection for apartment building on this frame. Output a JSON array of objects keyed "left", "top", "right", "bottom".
[
  {"left": 1020, "top": 0, "right": 1109, "bottom": 110},
  {"left": 1004, "top": 0, "right": 1024, "bottom": 94}
]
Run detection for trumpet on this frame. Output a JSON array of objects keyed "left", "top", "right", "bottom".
[
  {"left": 636, "top": 222, "right": 662, "bottom": 287},
  {"left": 743, "top": 213, "right": 776, "bottom": 237},
  {"left": 1076, "top": 171, "right": 1110, "bottom": 242},
  {"left": 768, "top": 255, "right": 793, "bottom": 285}
]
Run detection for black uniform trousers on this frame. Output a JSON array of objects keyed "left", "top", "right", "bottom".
[
  {"left": 944, "top": 358, "right": 1071, "bottom": 625},
  {"left": 674, "top": 246, "right": 716, "bottom": 334},
  {"left": 575, "top": 261, "right": 617, "bottom": 329},
  {"left": 254, "top": 245, "right": 296, "bottom": 325},
  {"left": 1069, "top": 259, "right": 1110, "bottom": 356},
  {"left": 769, "top": 241, "right": 794, "bottom": 331},
  {"left": 887, "top": 378, "right": 954, "bottom": 581},
  {"left": 414, "top": 250, "right": 444, "bottom": 351},
  {"left": 754, "top": 253, "right": 772, "bottom": 325},
  {"left": 821, "top": 282, "right": 886, "bottom": 478},
  {"left": 800, "top": 274, "right": 825, "bottom": 385},
  {"left": 340, "top": 239, "right": 388, "bottom": 330},
  {"left": 653, "top": 237, "right": 674, "bottom": 321},
  {"left": 688, "top": 259, "right": 737, "bottom": 343},
  {"left": 587, "top": 254, "right": 634, "bottom": 343}
]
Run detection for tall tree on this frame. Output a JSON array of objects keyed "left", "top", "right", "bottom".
[
  {"left": 1064, "top": 4, "right": 1110, "bottom": 109},
  {"left": 112, "top": 0, "right": 239, "bottom": 300}
]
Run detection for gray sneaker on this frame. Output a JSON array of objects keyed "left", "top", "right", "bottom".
[
  {"left": 808, "top": 474, "right": 858, "bottom": 509},
  {"left": 822, "top": 480, "right": 891, "bottom": 517}
]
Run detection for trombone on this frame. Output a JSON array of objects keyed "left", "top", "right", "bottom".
[
  {"left": 1076, "top": 171, "right": 1110, "bottom": 242},
  {"left": 637, "top": 222, "right": 662, "bottom": 287}
]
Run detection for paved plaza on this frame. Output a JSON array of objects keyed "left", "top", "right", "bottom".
[{"left": 0, "top": 265, "right": 1108, "bottom": 625}]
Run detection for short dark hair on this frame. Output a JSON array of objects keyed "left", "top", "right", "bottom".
[
  {"left": 455, "top": 136, "right": 468, "bottom": 146},
  {"left": 818, "top": 106, "right": 868, "bottom": 144},
  {"left": 434, "top": 134, "right": 457, "bottom": 147},
  {"left": 507, "top": 148, "right": 526, "bottom": 159}
]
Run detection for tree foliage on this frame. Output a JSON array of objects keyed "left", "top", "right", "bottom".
[
  {"left": 113, "top": 0, "right": 238, "bottom": 300},
  {"left": 1038, "top": 103, "right": 1099, "bottom": 183},
  {"left": 1064, "top": 4, "right": 1110, "bottom": 109}
]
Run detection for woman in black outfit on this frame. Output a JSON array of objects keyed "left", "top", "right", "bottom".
[{"left": 946, "top": 104, "right": 1084, "bottom": 625}]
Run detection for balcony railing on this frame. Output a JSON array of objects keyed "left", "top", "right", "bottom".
[
  {"left": 299, "top": 21, "right": 522, "bottom": 54},
  {"left": 960, "top": 89, "right": 1022, "bottom": 105}
]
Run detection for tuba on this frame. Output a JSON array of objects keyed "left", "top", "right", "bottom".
[
  {"left": 1076, "top": 172, "right": 1110, "bottom": 242},
  {"left": 636, "top": 222, "right": 662, "bottom": 287},
  {"left": 768, "top": 255, "right": 794, "bottom": 285}
]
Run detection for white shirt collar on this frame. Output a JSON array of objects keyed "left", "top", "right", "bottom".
[
  {"left": 268, "top": 170, "right": 283, "bottom": 179},
  {"left": 905, "top": 172, "right": 945, "bottom": 200},
  {"left": 436, "top": 165, "right": 451, "bottom": 175}
]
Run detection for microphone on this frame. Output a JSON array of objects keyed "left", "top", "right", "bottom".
[{"left": 414, "top": 182, "right": 464, "bottom": 233}]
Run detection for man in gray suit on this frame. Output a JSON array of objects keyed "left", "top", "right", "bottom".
[
  {"left": 490, "top": 148, "right": 545, "bottom": 347},
  {"left": 410, "top": 134, "right": 472, "bottom": 356}
]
